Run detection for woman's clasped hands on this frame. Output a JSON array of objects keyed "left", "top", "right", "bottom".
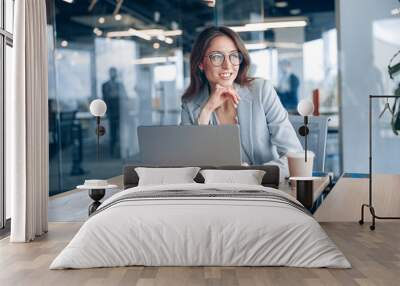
[
  {"left": 198, "top": 84, "right": 240, "bottom": 125},
  {"left": 207, "top": 84, "right": 240, "bottom": 110}
]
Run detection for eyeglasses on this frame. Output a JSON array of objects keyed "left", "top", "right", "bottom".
[{"left": 207, "top": 51, "right": 243, "bottom": 67}]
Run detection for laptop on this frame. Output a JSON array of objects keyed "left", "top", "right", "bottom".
[{"left": 137, "top": 125, "right": 242, "bottom": 166}]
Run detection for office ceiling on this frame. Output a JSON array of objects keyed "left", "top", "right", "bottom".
[{"left": 53, "top": 0, "right": 335, "bottom": 52}]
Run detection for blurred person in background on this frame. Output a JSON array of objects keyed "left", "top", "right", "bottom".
[
  {"left": 277, "top": 60, "right": 299, "bottom": 113},
  {"left": 102, "top": 67, "right": 127, "bottom": 158}
]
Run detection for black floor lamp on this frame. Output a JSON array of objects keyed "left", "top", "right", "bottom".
[
  {"left": 290, "top": 99, "right": 315, "bottom": 210},
  {"left": 89, "top": 99, "right": 107, "bottom": 161},
  {"left": 297, "top": 99, "right": 315, "bottom": 162}
]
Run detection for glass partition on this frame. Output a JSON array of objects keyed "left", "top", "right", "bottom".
[
  {"left": 370, "top": 97, "right": 400, "bottom": 174},
  {"left": 0, "top": 34, "right": 3, "bottom": 230},
  {"left": 216, "top": 0, "right": 339, "bottom": 174},
  {"left": 1, "top": 0, "right": 14, "bottom": 229},
  {"left": 5, "top": 44, "right": 11, "bottom": 220},
  {"left": 49, "top": 0, "right": 339, "bottom": 195},
  {"left": 49, "top": 0, "right": 214, "bottom": 194},
  {"left": 339, "top": 0, "right": 400, "bottom": 174},
  {"left": 5, "top": 0, "right": 13, "bottom": 33}
]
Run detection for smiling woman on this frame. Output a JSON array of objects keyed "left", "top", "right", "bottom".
[
  {"left": 181, "top": 26, "right": 303, "bottom": 177},
  {"left": 198, "top": 36, "right": 243, "bottom": 125}
]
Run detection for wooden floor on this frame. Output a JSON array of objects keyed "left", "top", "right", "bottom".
[{"left": 1, "top": 222, "right": 400, "bottom": 286}]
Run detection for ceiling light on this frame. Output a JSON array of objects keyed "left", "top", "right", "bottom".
[
  {"left": 203, "top": 0, "right": 215, "bottom": 7},
  {"left": 290, "top": 9, "right": 301, "bottom": 15},
  {"left": 245, "top": 43, "right": 268, "bottom": 50},
  {"left": 246, "top": 21, "right": 306, "bottom": 30},
  {"left": 162, "top": 30, "right": 182, "bottom": 36},
  {"left": 93, "top": 28, "right": 103, "bottom": 36},
  {"left": 142, "top": 29, "right": 182, "bottom": 37},
  {"left": 229, "top": 19, "right": 307, "bottom": 32},
  {"left": 60, "top": 40, "right": 68, "bottom": 47},
  {"left": 129, "top": 29, "right": 152, "bottom": 41},
  {"left": 165, "top": 37, "right": 173, "bottom": 44},
  {"left": 153, "top": 42, "right": 160, "bottom": 49},
  {"left": 391, "top": 8, "right": 400, "bottom": 16},
  {"left": 114, "top": 14, "right": 122, "bottom": 21},
  {"left": 98, "top": 17, "right": 105, "bottom": 24},
  {"left": 272, "top": 42, "right": 302, "bottom": 49},
  {"left": 107, "top": 28, "right": 151, "bottom": 40},
  {"left": 62, "top": 0, "right": 74, "bottom": 3},
  {"left": 245, "top": 41, "right": 302, "bottom": 50},
  {"left": 275, "top": 1, "right": 288, "bottom": 8},
  {"left": 106, "top": 29, "right": 182, "bottom": 39},
  {"left": 131, "top": 56, "right": 177, "bottom": 65}
]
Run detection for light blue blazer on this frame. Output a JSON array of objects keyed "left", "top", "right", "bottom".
[{"left": 180, "top": 78, "right": 302, "bottom": 170}]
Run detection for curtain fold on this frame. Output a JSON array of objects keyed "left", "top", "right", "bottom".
[{"left": 8, "top": 0, "right": 49, "bottom": 242}]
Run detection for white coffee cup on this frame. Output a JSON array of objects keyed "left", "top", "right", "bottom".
[{"left": 287, "top": 151, "right": 315, "bottom": 178}]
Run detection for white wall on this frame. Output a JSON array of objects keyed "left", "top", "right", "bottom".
[{"left": 339, "top": 0, "right": 400, "bottom": 173}]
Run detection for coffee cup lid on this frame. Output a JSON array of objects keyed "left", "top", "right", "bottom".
[
  {"left": 287, "top": 150, "right": 315, "bottom": 158},
  {"left": 289, "top": 176, "right": 319, "bottom": 180}
]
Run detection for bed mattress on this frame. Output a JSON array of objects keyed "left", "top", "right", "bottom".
[{"left": 50, "top": 183, "right": 350, "bottom": 269}]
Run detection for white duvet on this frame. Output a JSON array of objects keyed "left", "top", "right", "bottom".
[{"left": 50, "top": 183, "right": 350, "bottom": 269}]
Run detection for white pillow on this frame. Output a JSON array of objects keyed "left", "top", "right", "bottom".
[
  {"left": 135, "top": 167, "right": 200, "bottom": 186},
  {"left": 200, "top": 169, "right": 266, "bottom": 185}
]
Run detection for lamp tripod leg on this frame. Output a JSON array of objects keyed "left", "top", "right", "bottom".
[
  {"left": 369, "top": 206, "right": 376, "bottom": 231},
  {"left": 359, "top": 203, "right": 367, "bottom": 225},
  {"left": 96, "top": 116, "right": 100, "bottom": 161}
]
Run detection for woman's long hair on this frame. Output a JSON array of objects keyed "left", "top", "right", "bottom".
[{"left": 182, "top": 26, "right": 252, "bottom": 100}]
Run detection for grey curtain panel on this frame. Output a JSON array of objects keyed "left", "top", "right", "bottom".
[{"left": 6, "top": 0, "right": 49, "bottom": 242}]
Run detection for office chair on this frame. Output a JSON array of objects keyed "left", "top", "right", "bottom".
[{"left": 288, "top": 115, "right": 329, "bottom": 172}]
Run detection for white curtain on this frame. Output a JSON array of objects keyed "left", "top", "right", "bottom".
[{"left": 7, "top": 0, "right": 49, "bottom": 242}]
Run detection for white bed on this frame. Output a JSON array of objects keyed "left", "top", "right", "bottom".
[{"left": 50, "top": 183, "right": 350, "bottom": 269}]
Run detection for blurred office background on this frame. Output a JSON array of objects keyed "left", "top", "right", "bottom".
[{"left": 25, "top": 0, "right": 399, "bottom": 195}]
